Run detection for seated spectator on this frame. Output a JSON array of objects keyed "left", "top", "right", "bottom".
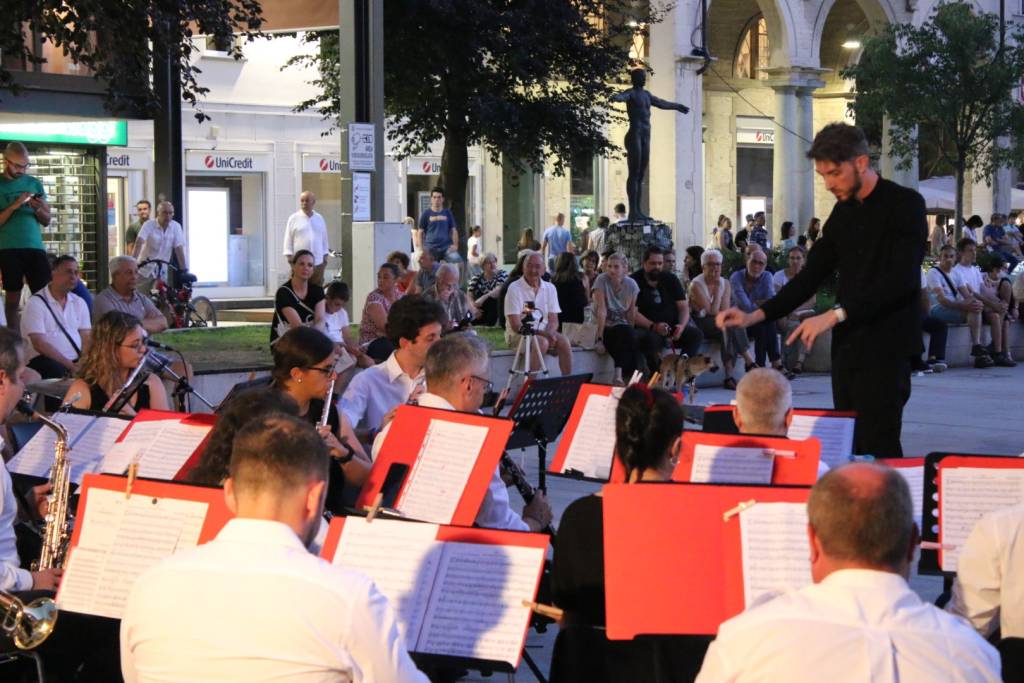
[
  {"left": 320, "top": 280, "right": 369, "bottom": 375},
  {"left": 497, "top": 252, "right": 531, "bottom": 329},
  {"left": 915, "top": 268, "right": 949, "bottom": 374},
  {"left": 981, "top": 254, "right": 1016, "bottom": 366},
  {"left": 688, "top": 249, "right": 755, "bottom": 390},
  {"left": 64, "top": 311, "right": 170, "bottom": 415},
  {"left": 580, "top": 249, "right": 600, "bottom": 298},
  {"left": 696, "top": 463, "right": 1001, "bottom": 682},
  {"left": 387, "top": 250, "right": 415, "bottom": 293},
  {"left": 94, "top": 255, "right": 169, "bottom": 334},
  {"left": 551, "top": 252, "right": 588, "bottom": 330},
  {"left": 271, "top": 250, "right": 324, "bottom": 346},
  {"left": 773, "top": 246, "right": 817, "bottom": 374},
  {"left": 929, "top": 243, "right": 989, "bottom": 367},
  {"left": 749, "top": 212, "right": 769, "bottom": 250},
  {"left": 551, "top": 386, "right": 707, "bottom": 682},
  {"left": 423, "top": 263, "right": 474, "bottom": 332},
  {"left": 358, "top": 262, "right": 404, "bottom": 363},
  {"left": 682, "top": 246, "right": 703, "bottom": 285},
  {"left": 949, "top": 503, "right": 1024, "bottom": 641},
  {"left": 587, "top": 216, "right": 608, "bottom": 256},
  {"left": 592, "top": 253, "right": 643, "bottom": 383},
  {"left": 516, "top": 227, "right": 541, "bottom": 260},
  {"left": 954, "top": 239, "right": 1014, "bottom": 367},
  {"left": 779, "top": 221, "right": 797, "bottom": 251},
  {"left": 409, "top": 250, "right": 439, "bottom": 295},
  {"left": 468, "top": 253, "right": 507, "bottom": 326},
  {"left": 731, "top": 248, "right": 789, "bottom": 376},
  {"left": 983, "top": 212, "right": 1020, "bottom": 269},
  {"left": 22, "top": 254, "right": 91, "bottom": 382},
  {"left": 504, "top": 251, "right": 573, "bottom": 375},
  {"left": 632, "top": 246, "right": 703, "bottom": 367}
]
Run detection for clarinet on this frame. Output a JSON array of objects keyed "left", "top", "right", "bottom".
[{"left": 499, "top": 451, "right": 555, "bottom": 536}]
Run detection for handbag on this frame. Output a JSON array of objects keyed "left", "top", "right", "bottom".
[{"left": 273, "top": 286, "right": 316, "bottom": 343}]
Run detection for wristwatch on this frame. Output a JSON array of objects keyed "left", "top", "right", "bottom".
[
  {"left": 335, "top": 439, "right": 356, "bottom": 464},
  {"left": 832, "top": 305, "right": 847, "bottom": 323}
]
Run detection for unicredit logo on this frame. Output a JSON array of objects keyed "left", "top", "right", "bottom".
[
  {"left": 204, "top": 155, "right": 254, "bottom": 170},
  {"left": 421, "top": 160, "right": 440, "bottom": 174},
  {"left": 319, "top": 158, "right": 329, "bottom": 171},
  {"left": 204, "top": 155, "right": 215, "bottom": 168},
  {"left": 318, "top": 158, "right": 341, "bottom": 172}
]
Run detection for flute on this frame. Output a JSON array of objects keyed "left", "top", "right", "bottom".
[{"left": 320, "top": 375, "right": 337, "bottom": 428}]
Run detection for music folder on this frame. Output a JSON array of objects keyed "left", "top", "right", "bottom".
[
  {"left": 355, "top": 404, "right": 513, "bottom": 526},
  {"left": 7, "top": 410, "right": 132, "bottom": 485},
  {"left": 876, "top": 457, "right": 925, "bottom": 530},
  {"left": 671, "top": 432, "right": 821, "bottom": 486},
  {"left": 98, "top": 409, "right": 218, "bottom": 482},
  {"left": 548, "top": 383, "right": 620, "bottom": 482},
  {"left": 602, "top": 482, "right": 812, "bottom": 638},
  {"left": 320, "top": 516, "right": 548, "bottom": 670},
  {"left": 56, "top": 473, "right": 232, "bottom": 619}
]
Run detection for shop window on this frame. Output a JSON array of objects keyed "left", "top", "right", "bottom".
[
  {"left": 570, "top": 157, "right": 597, "bottom": 240},
  {"left": 186, "top": 175, "right": 265, "bottom": 288},
  {"left": 735, "top": 16, "right": 770, "bottom": 80}
]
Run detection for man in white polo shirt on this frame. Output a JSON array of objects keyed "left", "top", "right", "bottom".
[
  {"left": 132, "top": 200, "right": 187, "bottom": 289},
  {"left": 504, "top": 250, "right": 572, "bottom": 375},
  {"left": 283, "top": 191, "right": 330, "bottom": 286},
  {"left": 21, "top": 254, "right": 91, "bottom": 382}
]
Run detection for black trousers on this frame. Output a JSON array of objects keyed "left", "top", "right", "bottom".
[
  {"left": 922, "top": 314, "right": 947, "bottom": 361},
  {"left": 604, "top": 325, "right": 647, "bottom": 379},
  {"left": 748, "top": 320, "right": 781, "bottom": 365},
  {"left": 832, "top": 359, "right": 911, "bottom": 457}
]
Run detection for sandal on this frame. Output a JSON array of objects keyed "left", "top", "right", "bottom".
[{"left": 723, "top": 377, "right": 738, "bottom": 390}]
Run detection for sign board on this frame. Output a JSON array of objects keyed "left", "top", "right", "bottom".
[
  {"left": 106, "top": 149, "right": 150, "bottom": 170},
  {"left": 736, "top": 128, "right": 774, "bottom": 146},
  {"left": 301, "top": 154, "right": 342, "bottom": 174},
  {"left": 409, "top": 156, "right": 481, "bottom": 176},
  {"left": 348, "top": 122, "right": 376, "bottom": 171},
  {"left": 353, "top": 172, "right": 371, "bottom": 221},
  {"left": 0, "top": 120, "right": 128, "bottom": 146},
  {"left": 185, "top": 150, "right": 270, "bottom": 172}
]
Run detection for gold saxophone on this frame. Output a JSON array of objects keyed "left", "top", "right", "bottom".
[
  {"left": 0, "top": 590, "right": 57, "bottom": 649},
  {"left": 16, "top": 401, "right": 72, "bottom": 570}
]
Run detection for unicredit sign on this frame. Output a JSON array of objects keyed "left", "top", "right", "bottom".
[
  {"left": 107, "top": 154, "right": 131, "bottom": 167},
  {"left": 186, "top": 150, "right": 268, "bottom": 172},
  {"left": 319, "top": 158, "right": 342, "bottom": 172},
  {"left": 204, "top": 154, "right": 254, "bottom": 170}
]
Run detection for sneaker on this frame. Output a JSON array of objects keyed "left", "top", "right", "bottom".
[
  {"left": 971, "top": 344, "right": 989, "bottom": 357},
  {"left": 974, "top": 353, "right": 995, "bottom": 369},
  {"left": 994, "top": 352, "right": 1017, "bottom": 367},
  {"left": 928, "top": 360, "right": 948, "bottom": 373}
]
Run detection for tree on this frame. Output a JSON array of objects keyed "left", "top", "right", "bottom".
[
  {"left": 0, "top": 1, "right": 264, "bottom": 121},
  {"left": 843, "top": 1, "right": 1024, "bottom": 238},
  {"left": 286, "top": 0, "right": 664, "bottom": 257}
]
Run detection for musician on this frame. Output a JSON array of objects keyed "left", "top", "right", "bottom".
[
  {"left": 121, "top": 414, "right": 429, "bottom": 682},
  {"left": 550, "top": 385, "right": 705, "bottom": 682},
  {"left": 62, "top": 311, "right": 171, "bottom": 414},
  {"left": 340, "top": 295, "right": 444, "bottom": 443},
  {"left": 374, "top": 333, "right": 553, "bottom": 532},
  {"left": 272, "top": 327, "right": 371, "bottom": 511},
  {"left": 732, "top": 367, "right": 792, "bottom": 436}
]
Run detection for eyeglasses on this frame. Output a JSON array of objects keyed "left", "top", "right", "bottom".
[
  {"left": 120, "top": 339, "right": 149, "bottom": 352},
  {"left": 469, "top": 374, "right": 493, "bottom": 392},
  {"left": 305, "top": 364, "right": 336, "bottom": 376},
  {"left": 3, "top": 157, "right": 29, "bottom": 171}
]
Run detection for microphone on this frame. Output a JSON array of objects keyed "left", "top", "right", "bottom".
[{"left": 145, "top": 338, "right": 177, "bottom": 352}]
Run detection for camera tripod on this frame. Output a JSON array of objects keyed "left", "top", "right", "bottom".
[{"left": 496, "top": 321, "right": 549, "bottom": 415}]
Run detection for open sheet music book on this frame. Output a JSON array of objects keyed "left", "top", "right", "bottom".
[
  {"left": 878, "top": 458, "right": 924, "bottom": 530},
  {"left": 321, "top": 517, "right": 547, "bottom": 668},
  {"left": 739, "top": 502, "right": 812, "bottom": 608},
  {"left": 786, "top": 413, "right": 854, "bottom": 469},
  {"left": 99, "top": 412, "right": 215, "bottom": 481},
  {"left": 672, "top": 432, "right": 820, "bottom": 487},
  {"left": 548, "top": 384, "right": 625, "bottom": 481},
  {"left": 8, "top": 412, "right": 130, "bottom": 484},
  {"left": 939, "top": 465, "right": 1024, "bottom": 572}
]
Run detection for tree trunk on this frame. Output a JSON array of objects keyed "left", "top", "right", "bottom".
[
  {"left": 439, "top": 124, "right": 470, "bottom": 265},
  {"left": 954, "top": 162, "right": 965, "bottom": 242}
]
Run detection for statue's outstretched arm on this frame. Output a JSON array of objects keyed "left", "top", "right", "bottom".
[
  {"left": 649, "top": 93, "right": 690, "bottom": 114},
  {"left": 610, "top": 89, "right": 632, "bottom": 104}
]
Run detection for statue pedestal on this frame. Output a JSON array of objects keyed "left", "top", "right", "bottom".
[{"left": 605, "top": 220, "right": 674, "bottom": 269}]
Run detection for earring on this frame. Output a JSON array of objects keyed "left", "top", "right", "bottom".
[{"left": 297, "top": 378, "right": 302, "bottom": 383}]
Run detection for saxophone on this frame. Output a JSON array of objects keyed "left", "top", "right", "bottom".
[
  {"left": 0, "top": 590, "right": 57, "bottom": 649},
  {"left": 16, "top": 401, "right": 72, "bottom": 570}
]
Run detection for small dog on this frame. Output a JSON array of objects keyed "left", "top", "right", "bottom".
[{"left": 658, "top": 353, "right": 719, "bottom": 402}]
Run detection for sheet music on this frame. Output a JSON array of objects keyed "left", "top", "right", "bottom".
[
  {"left": 561, "top": 393, "right": 618, "bottom": 479},
  {"left": 331, "top": 518, "right": 442, "bottom": 647},
  {"left": 739, "top": 502, "right": 812, "bottom": 608},
  {"left": 418, "top": 542, "right": 544, "bottom": 664},
  {"left": 397, "top": 420, "right": 489, "bottom": 524},
  {"left": 57, "top": 488, "right": 208, "bottom": 618},
  {"left": 691, "top": 445, "right": 774, "bottom": 484},
  {"left": 122, "top": 420, "right": 212, "bottom": 481},
  {"left": 68, "top": 417, "right": 131, "bottom": 484},
  {"left": 787, "top": 414, "right": 853, "bottom": 469},
  {"left": 98, "top": 442, "right": 141, "bottom": 475},
  {"left": 940, "top": 468, "right": 1024, "bottom": 571},
  {"left": 7, "top": 412, "right": 96, "bottom": 478},
  {"left": 893, "top": 465, "right": 924, "bottom": 529}
]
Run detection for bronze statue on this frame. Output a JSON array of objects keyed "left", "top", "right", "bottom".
[{"left": 610, "top": 69, "right": 690, "bottom": 222}]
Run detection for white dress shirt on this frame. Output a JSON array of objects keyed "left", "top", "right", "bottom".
[
  {"left": 949, "top": 503, "right": 1024, "bottom": 639},
  {"left": 372, "top": 392, "right": 528, "bottom": 532},
  {"left": 0, "top": 460, "right": 32, "bottom": 592},
  {"left": 120, "top": 518, "right": 427, "bottom": 683},
  {"left": 503, "top": 277, "right": 561, "bottom": 330},
  {"left": 136, "top": 219, "right": 185, "bottom": 279},
  {"left": 340, "top": 352, "right": 423, "bottom": 432},
  {"left": 21, "top": 286, "right": 91, "bottom": 362},
  {"left": 696, "top": 569, "right": 1001, "bottom": 683},
  {"left": 284, "top": 209, "right": 330, "bottom": 266}
]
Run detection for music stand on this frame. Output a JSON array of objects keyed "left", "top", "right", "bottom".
[{"left": 504, "top": 373, "right": 592, "bottom": 491}]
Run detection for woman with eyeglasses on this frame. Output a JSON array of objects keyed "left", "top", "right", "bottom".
[
  {"left": 64, "top": 311, "right": 170, "bottom": 414},
  {"left": 271, "top": 327, "right": 371, "bottom": 512},
  {"left": 689, "top": 248, "right": 755, "bottom": 389}
]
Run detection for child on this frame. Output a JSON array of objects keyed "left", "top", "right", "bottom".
[{"left": 321, "top": 281, "right": 372, "bottom": 370}]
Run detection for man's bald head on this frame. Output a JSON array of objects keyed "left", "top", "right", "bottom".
[
  {"left": 734, "top": 368, "right": 791, "bottom": 436},
  {"left": 808, "top": 463, "right": 916, "bottom": 574}
]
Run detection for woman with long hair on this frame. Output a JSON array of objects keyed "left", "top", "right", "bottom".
[
  {"left": 773, "top": 246, "right": 817, "bottom": 374},
  {"left": 64, "top": 311, "right": 170, "bottom": 414},
  {"left": 517, "top": 227, "right": 541, "bottom": 257},
  {"left": 551, "top": 252, "right": 588, "bottom": 327},
  {"left": 358, "top": 262, "right": 404, "bottom": 362},
  {"left": 592, "top": 252, "right": 642, "bottom": 383},
  {"left": 689, "top": 248, "right": 755, "bottom": 389},
  {"left": 717, "top": 215, "right": 735, "bottom": 252},
  {"left": 579, "top": 250, "right": 601, "bottom": 298},
  {"left": 271, "top": 249, "right": 325, "bottom": 345}
]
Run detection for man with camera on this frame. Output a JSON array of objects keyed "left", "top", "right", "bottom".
[{"left": 504, "top": 251, "right": 573, "bottom": 375}]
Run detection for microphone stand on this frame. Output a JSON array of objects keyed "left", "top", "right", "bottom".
[{"left": 152, "top": 355, "right": 215, "bottom": 412}]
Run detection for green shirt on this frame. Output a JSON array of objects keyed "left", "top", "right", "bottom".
[{"left": 0, "top": 174, "right": 45, "bottom": 250}]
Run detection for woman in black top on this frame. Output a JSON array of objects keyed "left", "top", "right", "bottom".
[
  {"left": 551, "top": 385, "right": 708, "bottom": 683},
  {"left": 468, "top": 253, "right": 508, "bottom": 326},
  {"left": 551, "top": 253, "right": 587, "bottom": 326},
  {"left": 64, "top": 311, "right": 170, "bottom": 414},
  {"left": 271, "top": 249, "right": 325, "bottom": 345},
  {"left": 270, "top": 327, "right": 372, "bottom": 512}
]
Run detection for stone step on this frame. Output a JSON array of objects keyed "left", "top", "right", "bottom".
[{"left": 216, "top": 308, "right": 273, "bottom": 323}]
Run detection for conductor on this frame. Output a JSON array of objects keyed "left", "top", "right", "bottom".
[{"left": 717, "top": 123, "right": 926, "bottom": 456}]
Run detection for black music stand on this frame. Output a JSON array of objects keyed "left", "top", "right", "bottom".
[{"left": 504, "top": 373, "right": 592, "bottom": 491}]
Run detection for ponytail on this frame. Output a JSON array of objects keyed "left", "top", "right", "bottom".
[{"left": 615, "top": 385, "right": 685, "bottom": 478}]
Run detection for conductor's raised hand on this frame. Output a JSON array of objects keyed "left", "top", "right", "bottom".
[{"left": 786, "top": 310, "right": 839, "bottom": 349}]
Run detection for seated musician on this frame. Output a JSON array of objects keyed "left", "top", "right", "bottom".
[
  {"left": 63, "top": 311, "right": 171, "bottom": 414},
  {"left": 272, "top": 327, "right": 371, "bottom": 511},
  {"left": 551, "top": 385, "right": 707, "bottom": 683},
  {"left": 120, "top": 414, "right": 429, "bottom": 682},
  {"left": 340, "top": 295, "right": 444, "bottom": 444},
  {"left": 374, "top": 333, "right": 552, "bottom": 532}
]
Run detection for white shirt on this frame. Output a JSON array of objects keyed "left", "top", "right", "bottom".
[
  {"left": 0, "top": 461, "right": 32, "bottom": 592},
  {"left": 372, "top": 393, "right": 528, "bottom": 532},
  {"left": 21, "top": 286, "right": 91, "bottom": 362},
  {"left": 927, "top": 265, "right": 964, "bottom": 302},
  {"left": 321, "top": 308, "right": 350, "bottom": 344},
  {"left": 503, "top": 277, "right": 561, "bottom": 330},
  {"left": 952, "top": 263, "right": 984, "bottom": 297},
  {"left": 587, "top": 228, "right": 606, "bottom": 256},
  {"left": 341, "top": 353, "right": 423, "bottom": 433},
  {"left": 120, "top": 518, "right": 427, "bottom": 683},
  {"left": 284, "top": 210, "right": 330, "bottom": 266},
  {"left": 136, "top": 219, "right": 185, "bottom": 279},
  {"left": 696, "top": 569, "right": 1000, "bottom": 683},
  {"left": 949, "top": 503, "right": 1024, "bottom": 639},
  {"left": 467, "top": 235, "right": 482, "bottom": 265}
]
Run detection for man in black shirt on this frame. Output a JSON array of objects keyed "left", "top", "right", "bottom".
[
  {"left": 718, "top": 123, "right": 926, "bottom": 456},
  {"left": 632, "top": 246, "right": 704, "bottom": 373}
]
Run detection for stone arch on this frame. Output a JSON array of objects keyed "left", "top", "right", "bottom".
[
  {"left": 811, "top": 0, "right": 899, "bottom": 64},
  {"left": 706, "top": 0, "right": 799, "bottom": 74}
]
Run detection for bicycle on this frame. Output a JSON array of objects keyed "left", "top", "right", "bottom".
[
  {"left": 138, "top": 258, "right": 218, "bottom": 329},
  {"left": 324, "top": 249, "right": 344, "bottom": 283}
]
